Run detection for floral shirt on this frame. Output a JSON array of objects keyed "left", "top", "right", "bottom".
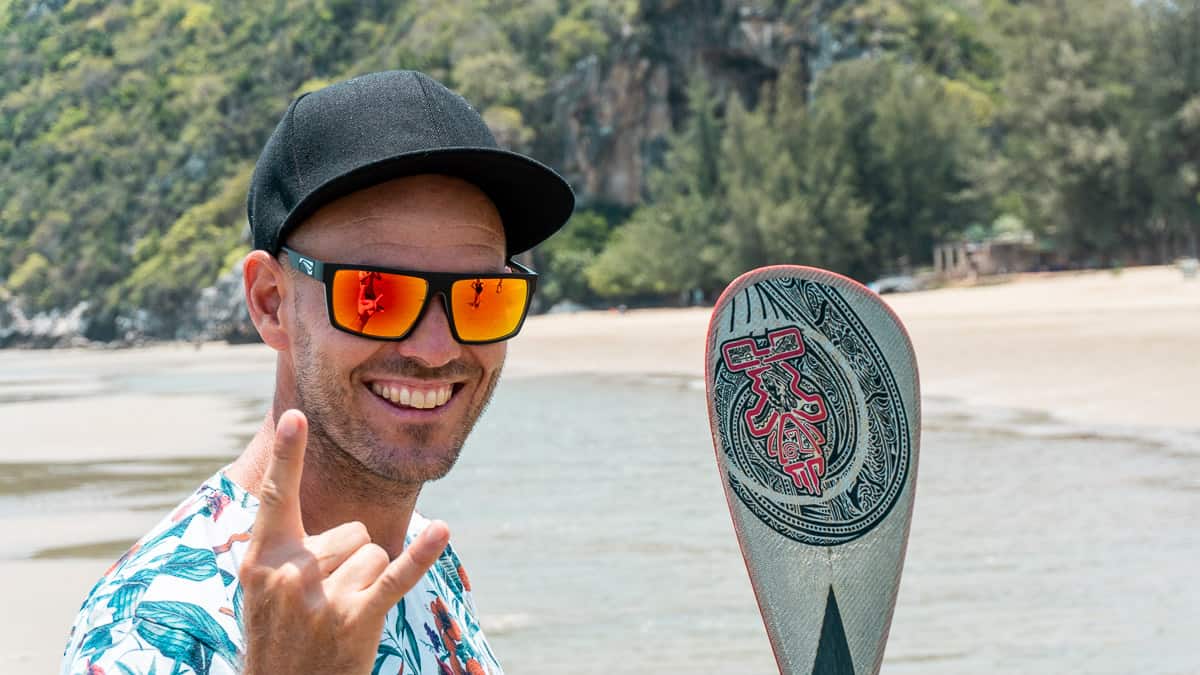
[{"left": 61, "top": 471, "right": 502, "bottom": 675}]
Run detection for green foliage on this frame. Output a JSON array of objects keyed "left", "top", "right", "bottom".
[
  {"left": 3, "top": 0, "right": 1198, "bottom": 332},
  {"left": 534, "top": 209, "right": 613, "bottom": 307},
  {"left": 717, "top": 59, "right": 871, "bottom": 279},
  {"left": 113, "top": 165, "right": 252, "bottom": 334},
  {"left": 983, "top": 0, "right": 1162, "bottom": 263},
  {"left": 548, "top": 14, "right": 609, "bottom": 71},
  {"left": 587, "top": 76, "right": 727, "bottom": 298},
  {"left": 840, "top": 57, "right": 989, "bottom": 274},
  {"left": 0, "top": 0, "right": 615, "bottom": 335},
  {"left": 6, "top": 252, "right": 52, "bottom": 305}
]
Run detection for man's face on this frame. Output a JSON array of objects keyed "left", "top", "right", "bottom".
[{"left": 281, "top": 174, "right": 508, "bottom": 486}]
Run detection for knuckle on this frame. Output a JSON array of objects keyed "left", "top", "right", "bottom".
[
  {"left": 257, "top": 479, "right": 288, "bottom": 509},
  {"left": 344, "top": 522, "right": 372, "bottom": 549},
  {"left": 240, "top": 557, "right": 265, "bottom": 578},
  {"left": 361, "top": 542, "right": 389, "bottom": 569},
  {"left": 239, "top": 564, "right": 269, "bottom": 591},
  {"left": 346, "top": 521, "right": 369, "bottom": 540},
  {"left": 272, "top": 560, "right": 313, "bottom": 589}
]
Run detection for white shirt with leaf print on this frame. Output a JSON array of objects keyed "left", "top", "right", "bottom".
[{"left": 61, "top": 471, "right": 503, "bottom": 675}]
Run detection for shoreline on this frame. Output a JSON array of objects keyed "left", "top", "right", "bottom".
[{"left": 3, "top": 264, "right": 1198, "bottom": 435}]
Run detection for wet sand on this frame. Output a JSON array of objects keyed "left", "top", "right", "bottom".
[{"left": 4, "top": 265, "right": 1198, "bottom": 672}]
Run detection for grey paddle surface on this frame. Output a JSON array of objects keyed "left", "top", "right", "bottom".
[{"left": 705, "top": 266, "right": 920, "bottom": 675}]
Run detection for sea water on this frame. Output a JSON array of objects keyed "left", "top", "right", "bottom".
[
  {"left": 1, "top": 358, "right": 1197, "bottom": 673},
  {"left": 441, "top": 376, "right": 1200, "bottom": 674}
]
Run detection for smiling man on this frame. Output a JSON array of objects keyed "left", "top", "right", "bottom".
[{"left": 61, "top": 71, "right": 574, "bottom": 674}]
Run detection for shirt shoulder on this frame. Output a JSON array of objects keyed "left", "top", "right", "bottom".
[{"left": 62, "top": 471, "right": 253, "bottom": 674}]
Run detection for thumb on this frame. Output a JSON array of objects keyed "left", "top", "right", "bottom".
[{"left": 251, "top": 409, "right": 309, "bottom": 546}]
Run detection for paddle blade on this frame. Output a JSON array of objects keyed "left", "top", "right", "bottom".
[{"left": 705, "top": 266, "right": 920, "bottom": 675}]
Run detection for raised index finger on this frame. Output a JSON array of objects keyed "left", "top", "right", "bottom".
[{"left": 252, "top": 409, "right": 309, "bottom": 545}]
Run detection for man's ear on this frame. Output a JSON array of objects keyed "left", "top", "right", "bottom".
[{"left": 243, "top": 250, "right": 290, "bottom": 351}]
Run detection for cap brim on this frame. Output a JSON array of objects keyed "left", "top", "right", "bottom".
[{"left": 275, "top": 147, "right": 575, "bottom": 257}]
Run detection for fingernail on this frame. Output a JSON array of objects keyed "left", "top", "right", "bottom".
[{"left": 278, "top": 410, "right": 300, "bottom": 437}]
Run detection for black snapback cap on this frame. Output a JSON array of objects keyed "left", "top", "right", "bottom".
[{"left": 248, "top": 70, "right": 575, "bottom": 256}]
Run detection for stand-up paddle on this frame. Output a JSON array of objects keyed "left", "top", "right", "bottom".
[{"left": 705, "top": 266, "right": 920, "bottom": 675}]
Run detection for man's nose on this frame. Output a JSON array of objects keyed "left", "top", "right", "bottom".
[{"left": 393, "top": 294, "right": 462, "bottom": 367}]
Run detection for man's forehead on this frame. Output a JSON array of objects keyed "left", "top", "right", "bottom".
[{"left": 286, "top": 175, "right": 506, "bottom": 258}]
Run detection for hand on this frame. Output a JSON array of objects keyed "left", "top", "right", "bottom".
[{"left": 239, "top": 410, "right": 449, "bottom": 674}]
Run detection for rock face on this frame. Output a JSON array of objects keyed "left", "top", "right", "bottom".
[
  {"left": 0, "top": 299, "right": 91, "bottom": 348},
  {"left": 177, "top": 265, "right": 259, "bottom": 344},
  {"left": 539, "top": 1, "right": 837, "bottom": 208},
  {"left": 0, "top": 265, "right": 258, "bottom": 348}
]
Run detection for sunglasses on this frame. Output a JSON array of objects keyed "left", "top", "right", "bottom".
[{"left": 282, "top": 246, "right": 537, "bottom": 344}]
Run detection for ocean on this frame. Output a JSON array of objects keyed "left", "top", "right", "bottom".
[{"left": 2, "top": 352, "right": 1197, "bottom": 673}]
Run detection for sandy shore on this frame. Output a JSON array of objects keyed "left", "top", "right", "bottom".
[
  {"left": 4, "top": 264, "right": 1198, "bottom": 671},
  {"left": 3, "top": 264, "right": 1195, "bottom": 466},
  {"left": 512, "top": 264, "right": 1200, "bottom": 431}
]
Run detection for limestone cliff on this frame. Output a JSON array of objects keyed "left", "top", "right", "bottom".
[{"left": 537, "top": 0, "right": 850, "bottom": 208}]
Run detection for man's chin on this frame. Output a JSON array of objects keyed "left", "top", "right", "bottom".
[{"left": 357, "top": 443, "right": 463, "bottom": 485}]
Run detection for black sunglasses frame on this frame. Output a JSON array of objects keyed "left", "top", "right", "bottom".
[{"left": 281, "top": 246, "right": 538, "bottom": 345}]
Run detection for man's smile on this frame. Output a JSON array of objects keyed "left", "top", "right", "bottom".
[{"left": 366, "top": 379, "right": 460, "bottom": 411}]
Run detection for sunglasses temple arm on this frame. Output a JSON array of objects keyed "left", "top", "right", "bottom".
[
  {"left": 508, "top": 258, "right": 536, "bottom": 275},
  {"left": 283, "top": 247, "right": 325, "bottom": 280}
]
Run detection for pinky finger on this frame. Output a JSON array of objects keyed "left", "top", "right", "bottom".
[{"left": 362, "top": 521, "right": 450, "bottom": 615}]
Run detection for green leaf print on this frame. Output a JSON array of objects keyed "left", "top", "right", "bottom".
[
  {"left": 437, "top": 556, "right": 463, "bottom": 597},
  {"left": 218, "top": 474, "right": 238, "bottom": 499},
  {"left": 141, "top": 516, "right": 198, "bottom": 554},
  {"left": 79, "top": 625, "right": 115, "bottom": 653},
  {"left": 371, "top": 643, "right": 401, "bottom": 675},
  {"left": 135, "top": 601, "right": 238, "bottom": 669},
  {"left": 232, "top": 581, "right": 244, "bottom": 628},
  {"left": 396, "top": 598, "right": 422, "bottom": 672},
  {"left": 107, "top": 582, "right": 149, "bottom": 622},
  {"left": 135, "top": 619, "right": 212, "bottom": 675},
  {"left": 160, "top": 546, "right": 219, "bottom": 581}
]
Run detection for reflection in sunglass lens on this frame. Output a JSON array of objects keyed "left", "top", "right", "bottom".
[
  {"left": 450, "top": 277, "right": 530, "bottom": 342},
  {"left": 330, "top": 269, "right": 427, "bottom": 337}
]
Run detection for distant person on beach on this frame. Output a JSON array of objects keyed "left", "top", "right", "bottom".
[{"left": 60, "top": 71, "right": 574, "bottom": 674}]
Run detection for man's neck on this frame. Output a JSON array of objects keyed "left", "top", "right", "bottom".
[{"left": 226, "top": 411, "right": 422, "bottom": 560}]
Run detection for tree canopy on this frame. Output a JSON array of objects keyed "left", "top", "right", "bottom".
[{"left": 2, "top": 0, "right": 1198, "bottom": 338}]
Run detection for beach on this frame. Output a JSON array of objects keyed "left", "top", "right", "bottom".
[
  {"left": 509, "top": 264, "right": 1200, "bottom": 430},
  {"left": 3, "top": 265, "right": 1197, "bottom": 673}
]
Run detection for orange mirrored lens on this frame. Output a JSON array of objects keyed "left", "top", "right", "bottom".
[
  {"left": 330, "top": 269, "right": 427, "bottom": 337},
  {"left": 450, "top": 277, "right": 530, "bottom": 342}
]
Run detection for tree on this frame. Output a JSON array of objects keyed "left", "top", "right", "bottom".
[
  {"left": 1139, "top": 0, "right": 1200, "bottom": 259},
  {"left": 717, "top": 57, "right": 870, "bottom": 279},
  {"left": 807, "top": 56, "right": 989, "bottom": 276},
  {"left": 586, "top": 76, "right": 726, "bottom": 298},
  {"left": 987, "top": 0, "right": 1147, "bottom": 264}
]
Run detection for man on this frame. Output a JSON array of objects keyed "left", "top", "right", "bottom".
[{"left": 60, "top": 70, "right": 574, "bottom": 674}]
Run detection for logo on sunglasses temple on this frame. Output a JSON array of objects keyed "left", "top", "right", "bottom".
[{"left": 298, "top": 258, "right": 315, "bottom": 276}]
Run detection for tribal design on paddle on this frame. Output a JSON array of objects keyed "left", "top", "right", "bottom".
[
  {"left": 721, "top": 327, "right": 830, "bottom": 497},
  {"left": 711, "top": 277, "right": 912, "bottom": 546}
]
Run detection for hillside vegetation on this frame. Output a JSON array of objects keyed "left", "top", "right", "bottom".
[{"left": 2, "top": 0, "right": 1198, "bottom": 340}]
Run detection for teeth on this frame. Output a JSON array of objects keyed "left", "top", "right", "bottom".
[{"left": 370, "top": 382, "right": 453, "bottom": 410}]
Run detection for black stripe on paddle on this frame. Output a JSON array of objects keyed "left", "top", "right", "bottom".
[{"left": 812, "top": 586, "right": 855, "bottom": 675}]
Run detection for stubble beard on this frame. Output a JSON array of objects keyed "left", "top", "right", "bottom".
[{"left": 292, "top": 326, "right": 502, "bottom": 498}]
